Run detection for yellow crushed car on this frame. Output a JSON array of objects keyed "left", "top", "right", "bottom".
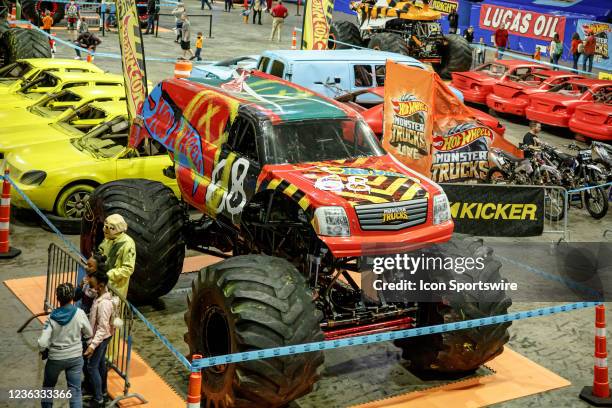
[
  {"left": 6, "top": 115, "right": 178, "bottom": 219},
  {"left": 0, "top": 58, "right": 104, "bottom": 95},
  {"left": 0, "top": 100, "right": 127, "bottom": 159},
  {"left": 2, "top": 71, "right": 124, "bottom": 109},
  {"left": 0, "top": 86, "right": 125, "bottom": 134}
]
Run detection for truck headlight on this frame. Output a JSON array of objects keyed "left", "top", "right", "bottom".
[
  {"left": 21, "top": 170, "right": 47, "bottom": 186},
  {"left": 313, "top": 206, "right": 350, "bottom": 237},
  {"left": 433, "top": 194, "right": 451, "bottom": 225}
]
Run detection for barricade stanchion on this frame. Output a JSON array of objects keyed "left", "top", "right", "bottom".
[
  {"left": 291, "top": 29, "right": 297, "bottom": 50},
  {"left": 174, "top": 60, "right": 192, "bottom": 78},
  {"left": 187, "top": 354, "right": 202, "bottom": 408},
  {"left": 0, "top": 170, "right": 21, "bottom": 259},
  {"left": 580, "top": 304, "right": 612, "bottom": 406}
]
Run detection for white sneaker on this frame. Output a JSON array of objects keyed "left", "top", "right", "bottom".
[{"left": 74, "top": 56, "right": 81, "bottom": 60}]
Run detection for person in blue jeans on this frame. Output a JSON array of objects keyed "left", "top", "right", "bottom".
[
  {"left": 84, "top": 272, "right": 114, "bottom": 408},
  {"left": 38, "top": 283, "right": 92, "bottom": 408}
]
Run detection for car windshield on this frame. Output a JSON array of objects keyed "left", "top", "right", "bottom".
[
  {"left": 548, "top": 82, "right": 588, "bottom": 96},
  {"left": 29, "top": 91, "right": 82, "bottom": 118},
  {"left": 18, "top": 72, "right": 58, "bottom": 94},
  {"left": 476, "top": 63, "right": 507, "bottom": 78},
  {"left": 73, "top": 117, "right": 130, "bottom": 158},
  {"left": 264, "top": 119, "right": 384, "bottom": 164},
  {"left": 0, "top": 62, "right": 32, "bottom": 79}
]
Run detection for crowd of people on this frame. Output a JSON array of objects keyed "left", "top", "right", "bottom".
[{"left": 38, "top": 214, "right": 135, "bottom": 408}]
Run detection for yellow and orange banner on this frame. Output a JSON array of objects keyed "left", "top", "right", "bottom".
[
  {"left": 301, "top": 0, "right": 335, "bottom": 50},
  {"left": 383, "top": 61, "right": 519, "bottom": 183},
  {"left": 115, "top": 0, "right": 148, "bottom": 146}
]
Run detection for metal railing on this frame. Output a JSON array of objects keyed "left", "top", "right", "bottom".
[
  {"left": 543, "top": 185, "right": 569, "bottom": 241},
  {"left": 18, "top": 243, "right": 145, "bottom": 406}
]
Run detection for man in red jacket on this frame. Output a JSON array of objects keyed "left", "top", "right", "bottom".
[
  {"left": 582, "top": 30, "right": 596, "bottom": 73},
  {"left": 269, "top": 0, "right": 288, "bottom": 42},
  {"left": 495, "top": 26, "right": 509, "bottom": 59}
]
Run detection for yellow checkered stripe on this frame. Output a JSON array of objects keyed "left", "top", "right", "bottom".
[
  {"left": 355, "top": 1, "right": 440, "bottom": 20},
  {"left": 258, "top": 177, "right": 313, "bottom": 215}
]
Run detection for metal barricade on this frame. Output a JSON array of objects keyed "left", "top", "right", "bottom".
[
  {"left": 17, "top": 243, "right": 145, "bottom": 406},
  {"left": 543, "top": 185, "right": 569, "bottom": 241}
]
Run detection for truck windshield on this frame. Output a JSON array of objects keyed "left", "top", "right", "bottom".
[{"left": 265, "top": 119, "right": 384, "bottom": 164}]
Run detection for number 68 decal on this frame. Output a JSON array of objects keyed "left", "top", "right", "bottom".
[{"left": 206, "top": 157, "right": 250, "bottom": 215}]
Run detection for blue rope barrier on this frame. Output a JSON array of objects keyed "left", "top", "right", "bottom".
[
  {"left": 191, "top": 301, "right": 599, "bottom": 370},
  {"left": 568, "top": 182, "right": 612, "bottom": 194}
]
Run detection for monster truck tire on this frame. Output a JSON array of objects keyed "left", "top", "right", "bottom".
[
  {"left": 368, "top": 32, "right": 409, "bottom": 55},
  {"left": 0, "top": 27, "right": 51, "bottom": 66},
  {"left": 394, "top": 236, "right": 512, "bottom": 373},
  {"left": 436, "top": 34, "right": 472, "bottom": 80},
  {"left": 329, "top": 21, "right": 362, "bottom": 49},
  {"left": 21, "top": 0, "right": 65, "bottom": 25},
  {"left": 80, "top": 179, "right": 185, "bottom": 304},
  {"left": 184, "top": 255, "right": 324, "bottom": 408}
]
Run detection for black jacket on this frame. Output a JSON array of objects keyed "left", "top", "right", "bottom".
[
  {"left": 448, "top": 11, "right": 458, "bottom": 29},
  {"left": 147, "top": 0, "right": 159, "bottom": 15}
]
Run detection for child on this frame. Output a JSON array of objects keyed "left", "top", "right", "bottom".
[
  {"left": 76, "top": 253, "right": 107, "bottom": 316},
  {"left": 242, "top": 7, "right": 250, "bottom": 24},
  {"left": 41, "top": 10, "right": 53, "bottom": 35},
  {"left": 84, "top": 272, "right": 114, "bottom": 408},
  {"left": 194, "top": 32, "right": 203, "bottom": 61},
  {"left": 477, "top": 37, "right": 486, "bottom": 64}
]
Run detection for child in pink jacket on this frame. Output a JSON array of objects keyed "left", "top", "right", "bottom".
[{"left": 83, "top": 272, "right": 114, "bottom": 407}]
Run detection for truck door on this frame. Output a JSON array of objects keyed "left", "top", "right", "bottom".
[{"left": 206, "top": 112, "right": 261, "bottom": 225}]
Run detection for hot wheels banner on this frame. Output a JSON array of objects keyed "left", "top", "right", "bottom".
[
  {"left": 577, "top": 19, "right": 611, "bottom": 72},
  {"left": 383, "top": 61, "right": 517, "bottom": 183},
  {"left": 116, "top": 0, "right": 149, "bottom": 147},
  {"left": 301, "top": 0, "right": 335, "bottom": 49}
]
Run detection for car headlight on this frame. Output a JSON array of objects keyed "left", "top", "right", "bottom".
[
  {"left": 20, "top": 170, "right": 47, "bottom": 186},
  {"left": 313, "top": 206, "right": 350, "bottom": 237},
  {"left": 433, "top": 194, "right": 451, "bottom": 225}
]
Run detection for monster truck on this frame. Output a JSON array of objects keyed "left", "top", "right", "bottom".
[
  {"left": 81, "top": 71, "right": 511, "bottom": 407},
  {"left": 0, "top": 0, "right": 52, "bottom": 67},
  {"left": 328, "top": 0, "right": 472, "bottom": 79}
]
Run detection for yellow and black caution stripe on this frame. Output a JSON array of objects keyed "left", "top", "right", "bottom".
[{"left": 258, "top": 177, "right": 313, "bottom": 217}]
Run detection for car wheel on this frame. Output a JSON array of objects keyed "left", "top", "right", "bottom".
[{"left": 55, "top": 184, "right": 96, "bottom": 219}]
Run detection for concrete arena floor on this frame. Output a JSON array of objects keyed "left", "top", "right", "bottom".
[{"left": 1, "top": 3, "right": 612, "bottom": 407}]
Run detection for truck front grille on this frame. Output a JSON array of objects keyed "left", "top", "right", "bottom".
[{"left": 355, "top": 199, "right": 428, "bottom": 231}]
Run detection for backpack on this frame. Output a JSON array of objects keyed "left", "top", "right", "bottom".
[
  {"left": 110, "top": 295, "right": 124, "bottom": 329},
  {"left": 577, "top": 42, "right": 585, "bottom": 53}
]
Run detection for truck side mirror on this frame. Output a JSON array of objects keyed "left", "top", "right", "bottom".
[{"left": 334, "top": 77, "right": 341, "bottom": 84}]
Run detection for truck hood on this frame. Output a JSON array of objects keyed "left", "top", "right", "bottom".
[{"left": 259, "top": 155, "right": 434, "bottom": 208}]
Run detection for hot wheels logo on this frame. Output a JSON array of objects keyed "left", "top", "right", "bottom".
[
  {"left": 433, "top": 126, "right": 493, "bottom": 152},
  {"left": 583, "top": 23, "right": 610, "bottom": 36},
  {"left": 309, "top": 0, "right": 330, "bottom": 50},
  {"left": 392, "top": 100, "right": 429, "bottom": 117}
]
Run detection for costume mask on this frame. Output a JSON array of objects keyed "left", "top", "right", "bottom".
[{"left": 103, "top": 214, "right": 128, "bottom": 240}]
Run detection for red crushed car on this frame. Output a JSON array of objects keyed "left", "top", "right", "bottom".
[
  {"left": 569, "top": 87, "right": 612, "bottom": 141},
  {"left": 451, "top": 60, "right": 545, "bottom": 104},
  {"left": 486, "top": 70, "right": 582, "bottom": 117},
  {"left": 335, "top": 86, "right": 507, "bottom": 137},
  {"left": 526, "top": 78, "right": 612, "bottom": 128}
]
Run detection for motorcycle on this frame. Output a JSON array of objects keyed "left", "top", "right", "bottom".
[{"left": 565, "top": 145, "right": 609, "bottom": 219}]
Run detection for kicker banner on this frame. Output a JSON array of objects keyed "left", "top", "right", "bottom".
[
  {"left": 383, "top": 61, "right": 521, "bottom": 183},
  {"left": 440, "top": 184, "right": 545, "bottom": 236},
  {"left": 301, "top": 0, "right": 335, "bottom": 49}
]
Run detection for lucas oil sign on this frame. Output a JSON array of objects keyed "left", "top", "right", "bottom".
[
  {"left": 479, "top": 4, "right": 566, "bottom": 41},
  {"left": 440, "top": 184, "right": 545, "bottom": 237}
]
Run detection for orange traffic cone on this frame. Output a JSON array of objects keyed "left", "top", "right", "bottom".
[
  {"left": 0, "top": 170, "right": 21, "bottom": 259},
  {"left": 174, "top": 60, "right": 192, "bottom": 78},
  {"left": 187, "top": 354, "right": 202, "bottom": 408},
  {"left": 580, "top": 305, "right": 612, "bottom": 406},
  {"left": 291, "top": 29, "right": 297, "bottom": 50},
  {"left": 86, "top": 54, "right": 94, "bottom": 63}
]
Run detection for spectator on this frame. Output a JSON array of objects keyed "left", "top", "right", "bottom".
[
  {"left": 201, "top": 0, "right": 212, "bottom": 10},
  {"left": 251, "top": 0, "right": 264, "bottom": 25},
  {"left": 171, "top": 2, "right": 186, "bottom": 42},
  {"left": 84, "top": 272, "right": 114, "bottom": 408},
  {"left": 64, "top": 0, "right": 80, "bottom": 32},
  {"left": 194, "top": 32, "right": 203, "bottom": 61},
  {"left": 98, "top": 214, "right": 135, "bottom": 299},
  {"left": 73, "top": 31, "right": 101, "bottom": 60},
  {"left": 521, "top": 121, "right": 541, "bottom": 158},
  {"left": 583, "top": 29, "right": 596, "bottom": 73},
  {"left": 101, "top": 0, "right": 116, "bottom": 32},
  {"left": 265, "top": 0, "right": 272, "bottom": 13},
  {"left": 476, "top": 37, "right": 486, "bottom": 64},
  {"left": 144, "top": 0, "right": 158, "bottom": 34},
  {"left": 463, "top": 26, "right": 474, "bottom": 43},
  {"left": 225, "top": 0, "right": 233, "bottom": 12},
  {"left": 447, "top": 9, "right": 458, "bottom": 34},
  {"left": 77, "top": 16, "right": 89, "bottom": 36},
  {"left": 549, "top": 33, "right": 563, "bottom": 70},
  {"left": 570, "top": 32, "right": 582, "bottom": 71},
  {"left": 269, "top": 0, "right": 287, "bottom": 42},
  {"left": 41, "top": 10, "right": 53, "bottom": 35},
  {"left": 178, "top": 13, "right": 195, "bottom": 60},
  {"left": 494, "top": 26, "right": 508, "bottom": 59},
  {"left": 38, "top": 283, "right": 92, "bottom": 408}
]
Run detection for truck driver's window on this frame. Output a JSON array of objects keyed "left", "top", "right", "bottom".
[
  {"left": 353, "top": 65, "right": 373, "bottom": 87},
  {"left": 228, "top": 115, "right": 258, "bottom": 161}
]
